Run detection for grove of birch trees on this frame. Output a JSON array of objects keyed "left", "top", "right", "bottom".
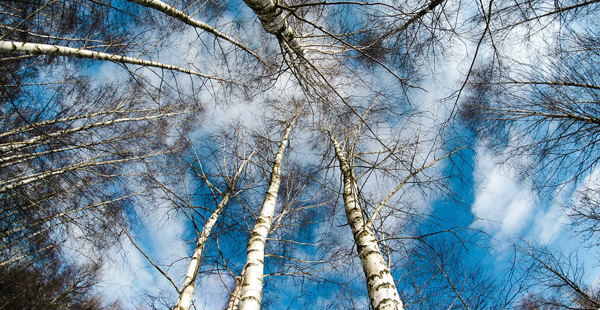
[{"left": 1, "top": 0, "right": 599, "bottom": 309}]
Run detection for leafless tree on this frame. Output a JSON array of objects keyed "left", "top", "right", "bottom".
[
  {"left": 4, "top": 0, "right": 574, "bottom": 309},
  {"left": 518, "top": 243, "right": 600, "bottom": 310},
  {"left": 0, "top": 238, "right": 120, "bottom": 310}
]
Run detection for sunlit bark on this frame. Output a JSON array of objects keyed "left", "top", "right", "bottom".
[
  {"left": 226, "top": 272, "right": 244, "bottom": 310},
  {"left": 238, "top": 115, "right": 298, "bottom": 310},
  {"left": 329, "top": 132, "right": 403, "bottom": 310},
  {"left": 173, "top": 152, "right": 255, "bottom": 310},
  {"left": 0, "top": 41, "right": 230, "bottom": 82}
]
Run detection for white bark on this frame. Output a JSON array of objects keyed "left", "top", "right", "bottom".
[
  {"left": 0, "top": 41, "right": 230, "bottom": 82},
  {"left": 0, "top": 110, "right": 112, "bottom": 139},
  {"left": 0, "top": 140, "right": 113, "bottom": 168},
  {"left": 329, "top": 132, "right": 404, "bottom": 310},
  {"left": 238, "top": 116, "right": 298, "bottom": 310},
  {"left": 173, "top": 152, "right": 255, "bottom": 310},
  {"left": 0, "top": 152, "right": 162, "bottom": 194},
  {"left": 126, "top": 0, "right": 262, "bottom": 60},
  {"left": 0, "top": 106, "right": 162, "bottom": 139},
  {"left": 241, "top": 0, "right": 304, "bottom": 57},
  {"left": 0, "top": 110, "right": 189, "bottom": 154}
]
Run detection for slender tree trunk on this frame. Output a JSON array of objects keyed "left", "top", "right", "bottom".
[
  {"left": 126, "top": 0, "right": 261, "bottom": 60},
  {"left": 237, "top": 116, "right": 298, "bottom": 310},
  {"left": 381, "top": 0, "right": 445, "bottom": 39},
  {"left": 0, "top": 110, "right": 189, "bottom": 154},
  {"left": 0, "top": 152, "right": 161, "bottom": 194},
  {"left": 0, "top": 108, "right": 123, "bottom": 139},
  {"left": 173, "top": 153, "right": 255, "bottom": 310},
  {"left": 0, "top": 41, "right": 228, "bottom": 81},
  {"left": 0, "top": 140, "right": 112, "bottom": 168},
  {"left": 329, "top": 132, "right": 403, "bottom": 310}
]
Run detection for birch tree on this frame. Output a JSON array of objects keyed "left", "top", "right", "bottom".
[
  {"left": 0, "top": 255, "right": 116, "bottom": 309},
  {"left": 461, "top": 0, "right": 600, "bottom": 187},
  {"left": 328, "top": 131, "right": 404, "bottom": 310},
  {"left": 237, "top": 112, "right": 299, "bottom": 310},
  {"left": 317, "top": 104, "right": 465, "bottom": 310},
  {"left": 458, "top": 2, "right": 600, "bottom": 308},
  {"left": 1, "top": 0, "right": 555, "bottom": 308},
  {"left": 0, "top": 80, "right": 196, "bottom": 262},
  {"left": 517, "top": 244, "right": 600, "bottom": 310},
  {"left": 174, "top": 145, "right": 255, "bottom": 310}
]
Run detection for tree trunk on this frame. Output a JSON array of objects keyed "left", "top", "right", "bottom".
[
  {"left": 0, "top": 110, "right": 189, "bottom": 154},
  {"left": 237, "top": 116, "right": 298, "bottom": 310},
  {"left": 0, "top": 152, "right": 161, "bottom": 194},
  {"left": 329, "top": 132, "right": 404, "bottom": 310},
  {"left": 0, "top": 41, "right": 228, "bottom": 81},
  {"left": 225, "top": 273, "right": 244, "bottom": 310},
  {"left": 240, "top": 0, "right": 304, "bottom": 56},
  {"left": 173, "top": 152, "right": 254, "bottom": 310},
  {"left": 126, "top": 0, "right": 260, "bottom": 59}
]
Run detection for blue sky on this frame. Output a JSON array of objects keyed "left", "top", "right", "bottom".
[
  {"left": 79, "top": 0, "right": 600, "bottom": 306},
  {"left": 2, "top": 0, "right": 600, "bottom": 309}
]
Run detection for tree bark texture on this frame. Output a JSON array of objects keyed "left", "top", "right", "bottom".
[
  {"left": 173, "top": 153, "right": 254, "bottom": 310},
  {"left": 329, "top": 132, "right": 404, "bottom": 310},
  {"left": 240, "top": 0, "right": 304, "bottom": 56},
  {"left": 237, "top": 116, "right": 297, "bottom": 310},
  {"left": 226, "top": 273, "right": 244, "bottom": 310}
]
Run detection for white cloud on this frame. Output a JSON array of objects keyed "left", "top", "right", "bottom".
[
  {"left": 471, "top": 145, "right": 535, "bottom": 241},
  {"left": 192, "top": 271, "right": 233, "bottom": 309},
  {"left": 531, "top": 202, "right": 567, "bottom": 244},
  {"left": 96, "top": 235, "right": 157, "bottom": 307},
  {"left": 529, "top": 161, "right": 600, "bottom": 245}
]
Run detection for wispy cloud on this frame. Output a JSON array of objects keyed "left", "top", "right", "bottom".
[{"left": 471, "top": 144, "right": 535, "bottom": 241}]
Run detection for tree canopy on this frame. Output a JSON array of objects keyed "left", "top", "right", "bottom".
[{"left": 1, "top": 0, "right": 599, "bottom": 309}]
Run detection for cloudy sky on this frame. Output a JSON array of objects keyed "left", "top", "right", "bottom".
[
  {"left": 2, "top": 0, "right": 600, "bottom": 309},
  {"left": 85, "top": 0, "right": 600, "bottom": 307}
]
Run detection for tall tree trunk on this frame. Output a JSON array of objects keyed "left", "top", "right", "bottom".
[
  {"left": 173, "top": 153, "right": 255, "bottom": 310},
  {"left": 237, "top": 115, "right": 298, "bottom": 310},
  {"left": 329, "top": 132, "right": 404, "bottom": 310}
]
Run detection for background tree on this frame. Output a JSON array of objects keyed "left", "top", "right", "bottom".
[
  {"left": 0, "top": 245, "right": 119, "bottom": 310},
  {"left": 516, "top": 244, "right": 600, "bottom": 310},
  {"left": 459, "top": 1, "right": 600, "bottom": 308}
]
